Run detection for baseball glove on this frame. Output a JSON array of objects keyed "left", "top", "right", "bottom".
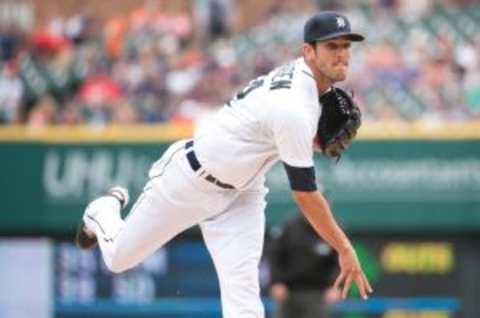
[{"left": 315, "top": 87, "right": 361, "bottom": 160}]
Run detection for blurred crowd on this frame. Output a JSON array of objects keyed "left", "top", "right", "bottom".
[{"left": 0, "top": 0, "right": 479, "bottom": 126}]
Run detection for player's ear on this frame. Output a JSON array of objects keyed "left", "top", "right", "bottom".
[{"left": 302, "top": 42, "right": 316, "bottom": 62}]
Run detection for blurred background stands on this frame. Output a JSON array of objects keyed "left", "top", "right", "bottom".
[{"left": 0, "top": 0, "right": 479, "bottom": 126}]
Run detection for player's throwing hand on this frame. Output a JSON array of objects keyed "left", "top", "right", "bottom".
[{"left": 334, "top": 246, "right": 373, "bottom": 300}]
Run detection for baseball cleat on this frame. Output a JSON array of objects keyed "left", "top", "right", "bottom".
[
  {"left": 75, "top": 220, "right": 98, "bottom": 250},
  {"left": 75, "top": 186, "right": 129, "bottom": 250}
]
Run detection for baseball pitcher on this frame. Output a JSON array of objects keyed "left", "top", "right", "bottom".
[{"left": 76, "top": 11, "right": 372, "bottom": 318}]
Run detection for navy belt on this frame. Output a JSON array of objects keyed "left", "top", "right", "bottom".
[{"left": 185, "top": 141, "right": 235, "bottom": 190}]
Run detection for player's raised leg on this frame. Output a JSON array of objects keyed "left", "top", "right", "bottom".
[
  {"left": 201, "top": 189, "right": 267, "bottom": 318},
  {"left": 74, "top": 142, "right": 227, "bottom": 273},
  {"left": 89, "top": 182, "right": 188, "bottom": 273}
]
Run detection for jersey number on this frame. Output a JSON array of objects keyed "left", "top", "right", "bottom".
[{"left": 235, "top": 76, "right": 265, "bottom": 100}]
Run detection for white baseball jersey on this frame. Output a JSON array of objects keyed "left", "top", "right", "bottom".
[
  {"left": 84, "top": 57, "right": 323, "bottom": 318},
  {"left": 194, "top": 58, "right": 321, "bottom": 190}
]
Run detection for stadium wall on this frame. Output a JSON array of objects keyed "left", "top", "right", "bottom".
[{"left": 1, "top": 121, "right": 479, "bottom": 236}]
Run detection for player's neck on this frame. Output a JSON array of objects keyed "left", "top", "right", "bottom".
[
  {"left": 314, "top": 73, "right": 333, "bottom": 95},
  {"left": 304, "top": 59, "right": 333, "bottom": 94}
]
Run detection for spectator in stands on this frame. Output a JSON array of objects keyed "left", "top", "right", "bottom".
[
  {"left": 0, "top": 62, "right": 23, "bottom": 123},
  {"left": 1, "top": 0, "right": 480, "bottom": 124},
  {"left": 112, "top": 100, "right": 139, "bottom": 124},
  {"left": 57, "top": 101, "right": 85, "bottom": 124},
  {"left": 27, "top": 95, "right": 57, "bottom": 126}
]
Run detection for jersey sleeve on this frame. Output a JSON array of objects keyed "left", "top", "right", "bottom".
[{"left": 269, "top": 106, "right": 315, "bottom": 168}]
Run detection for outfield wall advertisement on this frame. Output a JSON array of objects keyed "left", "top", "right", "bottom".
[{"left": 2, "top": 139, "right": 479, "bottom": 234}]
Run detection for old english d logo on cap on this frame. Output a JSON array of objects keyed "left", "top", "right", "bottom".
[{"left": 336, "top": 16, "right": 346, "bottom": 28}]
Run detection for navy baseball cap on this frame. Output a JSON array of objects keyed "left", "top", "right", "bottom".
[{"left": 304, "top": 12, "right": 364, "bottom": 43}]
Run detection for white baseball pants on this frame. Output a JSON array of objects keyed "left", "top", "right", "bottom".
[{"left": 87, "top": 140, "right": 267, "bottom": 318}]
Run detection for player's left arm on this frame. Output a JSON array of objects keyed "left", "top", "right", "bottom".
[
  {"left": 291, "top": 189, "right": 372, "bottom": 299},
  {"left": 270, "top": 100, "right": 371, "bottom": 298}
]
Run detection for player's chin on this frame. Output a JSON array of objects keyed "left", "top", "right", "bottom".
[
  {"left": 329, "top": 67, "right": 348, "bottom": 81},
  {"left": 331, "top": 71, "right": 347, "bottom": 82}
]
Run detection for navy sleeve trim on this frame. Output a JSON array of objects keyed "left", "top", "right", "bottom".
[{"left": 283, "top": 163, "right": 317, "bottom": 192}]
